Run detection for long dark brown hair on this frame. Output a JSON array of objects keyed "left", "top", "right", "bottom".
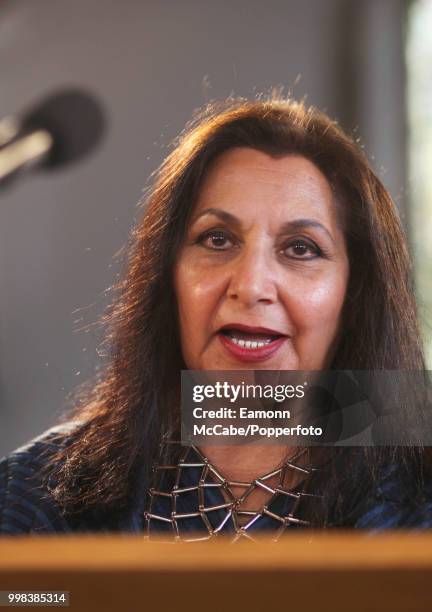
[{"left": 47, "top": 96, "right": 427, "bottom": 526}]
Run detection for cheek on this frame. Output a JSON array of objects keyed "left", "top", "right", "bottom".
[
  {"left": 174, "top": 260, "right": 225, "bottom": 356},
  {"left": 176, "top": 265, "right": 221, "bottom": 320},
  {"left": 280, "top": 271, "right": 348, "bottom": 369},
  {"left": 283, "top": 273, "right": 347, "bottom": 333}
]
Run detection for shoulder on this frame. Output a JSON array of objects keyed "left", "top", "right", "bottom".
[
  {"left": 353, "top": 463, "right": 432, "bottom": 529},
  {"left": 0, "top": 422, "right": 81, "bottom": 534}
]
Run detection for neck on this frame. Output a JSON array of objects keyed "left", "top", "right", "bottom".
[{"left": 199, "top": 444, "right": 292, "bottom": 483}]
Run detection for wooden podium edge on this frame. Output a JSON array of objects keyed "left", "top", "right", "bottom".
[{"left": 1, "top": 531, "right": 432, "bottom": 572}]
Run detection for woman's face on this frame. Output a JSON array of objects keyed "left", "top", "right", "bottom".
[{"left": 173, "top": 148, "right": 349, "bottom": 370}]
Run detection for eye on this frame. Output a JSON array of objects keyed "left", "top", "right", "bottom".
[
  {"left": 282, "top": 238, "right": 322, "bottom": 260},
  {"left": 197, "top": 229, "right": 235, "bottom": 251}
]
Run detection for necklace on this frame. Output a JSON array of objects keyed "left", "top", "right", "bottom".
[{"left": 144, "top": 441, "right": 320, "bottom": 542}]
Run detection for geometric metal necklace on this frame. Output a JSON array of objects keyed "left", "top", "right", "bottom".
[{"left": 144, "top": 441, "right": 320, "bottom": 542}]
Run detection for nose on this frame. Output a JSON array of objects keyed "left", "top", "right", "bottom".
[{"left": 226, "top": 244, "right": 278, "bottom": 306}]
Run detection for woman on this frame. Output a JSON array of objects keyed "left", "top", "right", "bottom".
[{"left": 0, "top": 96, "right": 431, "bottom": 538}]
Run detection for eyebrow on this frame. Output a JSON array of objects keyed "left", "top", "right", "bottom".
[{"left": 191, "top": 207, "right": 335, "bottom": 244}]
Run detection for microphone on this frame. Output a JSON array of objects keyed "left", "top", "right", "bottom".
[{"left": 0, "top": 89, "right": 106, "bottom": 188}]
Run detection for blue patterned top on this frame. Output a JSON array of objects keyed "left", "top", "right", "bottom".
[{"left": 1, "top": 425, "right": 432, "bottom": 535}]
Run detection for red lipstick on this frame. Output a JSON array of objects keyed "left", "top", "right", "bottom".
[{"left": 217, "top": 324, "right": 287, "bottom": 363}]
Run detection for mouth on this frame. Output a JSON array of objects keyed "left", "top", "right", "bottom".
[{"left": 217, "top": 324, "right": 288, "bottom": 362}]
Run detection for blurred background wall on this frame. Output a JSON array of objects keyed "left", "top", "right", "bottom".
[{"left": 0, "top": 0, "right": 428, "bottom": 455}]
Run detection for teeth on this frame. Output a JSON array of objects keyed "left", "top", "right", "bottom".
[{"left": 229, "top": 336, "right": 273, "bottom": 349}]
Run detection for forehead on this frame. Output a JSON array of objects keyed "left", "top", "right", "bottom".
[{"left": 194, "top": 147, "right": 339, "bottom": 226}]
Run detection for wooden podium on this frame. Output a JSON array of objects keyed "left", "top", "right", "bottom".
[{"left": 1, "top": 532, "right": 431, "bottom": 611}]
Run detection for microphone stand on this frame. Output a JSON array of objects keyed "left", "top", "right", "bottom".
[{"left": 0, "top": 116, "right": 52, "bottom": 187}]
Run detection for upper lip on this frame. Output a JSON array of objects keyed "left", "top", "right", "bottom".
[{"left": 218, "top": 323, "right": 287, "bottom": 336}]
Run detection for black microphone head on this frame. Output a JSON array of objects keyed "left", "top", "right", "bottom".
[{"left": 21, "top": 88, "right": 106, "bottom": 168}]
